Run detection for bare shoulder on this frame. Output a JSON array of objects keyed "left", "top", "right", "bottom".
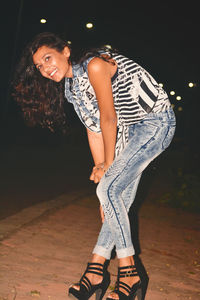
[
  {"left": 88, "top": 57, "right": 117, "bottom": 78},
  {"left": 88, "top": 57, "right": 109, "bottom": 73}
]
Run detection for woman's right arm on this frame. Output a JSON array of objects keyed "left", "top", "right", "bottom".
[
  {"left": 87, "top": 128, "right": 108, "bottom": 183},
  {"left": 87, "top": 128, "right": 105, "bottom": 166}
]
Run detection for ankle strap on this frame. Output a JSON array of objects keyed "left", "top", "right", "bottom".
[
  {"left": 84, "top": 262, "right": 104, "bottom": 277},
  {"left": 118, "top": 265, "right": 135, "bottom": 270},
  {"left": 118, "top": 265, "right": 138, "bottom": 278},
  {"left": 88, "top": 262, "right": 104, "bottom": 267}
]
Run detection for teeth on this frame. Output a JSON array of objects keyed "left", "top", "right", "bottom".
[{"left": 50, "top": 69, "right": 57, "bottom": 77}]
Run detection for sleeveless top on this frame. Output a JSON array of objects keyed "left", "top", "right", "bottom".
[{"left": 64, "top": 53, "right": 171, "bottom": 156}]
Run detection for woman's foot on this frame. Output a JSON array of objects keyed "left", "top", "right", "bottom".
[
  {"left": 70, "top": 255, "right": 106, "bottom": 291},
  {"left": 107, "top": 257, "right": 141, "bottom": 300},
  {"left": 107, "top": 267, "right": 140, "bottom": 299},
  {"left": 68, "top": 255, "right": 111, "bottom": 299}
]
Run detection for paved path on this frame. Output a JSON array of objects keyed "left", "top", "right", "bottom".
[{"left": 0, "top": 189, "right": 200, "bottom": 300}]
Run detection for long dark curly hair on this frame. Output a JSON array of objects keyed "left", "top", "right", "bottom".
[{"left": 12, "top": 32, "right": 114, "bottom": 133}]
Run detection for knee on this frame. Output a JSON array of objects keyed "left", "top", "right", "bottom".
[
  {"left": 96, "top": 181, "right": 104, "bottom": 202},
  {"left": 96, "top": 180, "right": 111, "bottom": 205},
  {"left": 96, "top": 179, "right": 117, "bottom": 206}
]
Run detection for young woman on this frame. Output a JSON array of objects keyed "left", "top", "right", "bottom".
[{"left": 13, "top": 32, "right": 176, "bottom": 300}]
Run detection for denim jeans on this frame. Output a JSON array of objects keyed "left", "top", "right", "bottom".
[{"left": 93, "top": 107, "right": 176, "bottom": 259}]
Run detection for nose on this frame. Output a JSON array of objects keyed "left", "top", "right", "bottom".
[{"left": 43, "top": 63, "right": 50, "bottom": 74}]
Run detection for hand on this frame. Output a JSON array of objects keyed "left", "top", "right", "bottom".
[
  {"left": 99, "top": 205, "right": 105, "bottom": 223},
  {"left": 90, "top": 163, "right": 104, "bottom": 183},
  {"left": 90, "top": 162, "right": 110, "bottom": 184}
]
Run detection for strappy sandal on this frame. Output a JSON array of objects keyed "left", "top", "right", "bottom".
[
  {"left": 106, "top": 265, "right": 142, "bottom": 300},
  {"left": 69, "top": 262, "right": 110, "bottom": 300}
]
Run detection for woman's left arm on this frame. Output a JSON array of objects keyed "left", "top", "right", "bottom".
[{"left": 88, "top": 57, "right": 117, "bottom": 182}]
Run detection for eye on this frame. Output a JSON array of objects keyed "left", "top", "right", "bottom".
[{"left": 45, "top": 56, "right": 50, "bottom": 62}]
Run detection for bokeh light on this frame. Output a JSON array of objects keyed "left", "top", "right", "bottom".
[
  {"left": 40, "top": 18, "right": 47, "bottom": 24},
  {"left": 86, "top": 22, "right": 94, "bottom": 29},
  {"left": 188, "top": 82, "right": 194, "bottom": 88}
]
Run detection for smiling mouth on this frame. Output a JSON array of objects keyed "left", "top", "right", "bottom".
[{"left": 50, "top": 69, "right": 57, "bottom": 77}]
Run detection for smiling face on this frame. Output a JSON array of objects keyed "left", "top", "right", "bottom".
[{"left": 33, "top": 45, "right": 72, "bottom": 82}]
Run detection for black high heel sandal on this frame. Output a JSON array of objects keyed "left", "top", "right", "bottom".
[
  {"left": 106, "top": 265, "right": 142, "bottom": 300},
  {"left": 68, "top": 262, "right": 110, "bottom": 300}
]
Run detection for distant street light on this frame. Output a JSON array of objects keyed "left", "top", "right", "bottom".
[
  {"left": 40, "top": 18, "right": 47, "bottom": 24},
  {"left": 176, "top": 96, "right": 182, "bottom": 101},
  {"left": 188, "top": 82, "right": 194, "bottom": 88},
  {"left": 170, "top": 91, "right": 175, "bottom": 95},
  {"left": 86, "top": 22, "right": 93, "bottom": 29}
]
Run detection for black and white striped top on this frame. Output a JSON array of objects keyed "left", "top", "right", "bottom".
[
  {"left": 111, "top": 54, "right": 170, "bottom": 125},
  {"left": 65, "top": 53, "right": 171, "bottom": 155}
]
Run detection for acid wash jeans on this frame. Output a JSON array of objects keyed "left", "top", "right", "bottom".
[{"left": 93, "top": 107, "right": 176, "bottom": 259}]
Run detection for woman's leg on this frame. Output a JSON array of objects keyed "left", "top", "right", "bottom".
[
  {"left": 94, "top": 108, "right": 176, "bottom": 259},
  {"left": 94, "top": 127, "right": 160, "bottom": 257},
  {"left": 92, "top": 175, "right": 142, "bottom": 259}
]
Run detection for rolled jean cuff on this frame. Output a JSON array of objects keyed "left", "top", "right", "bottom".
[
  {"left": 92, "top": 245, "right": 112, "bottom": 260},
  {"left": 116, "top": 246, "right": 135, "bottom": 259}
]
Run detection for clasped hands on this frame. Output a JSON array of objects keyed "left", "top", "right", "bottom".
[{"left": 90, "top": 162, "right": 109, "bottom": 184}]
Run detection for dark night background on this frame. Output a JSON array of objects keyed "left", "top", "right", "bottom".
[{"left": 0, "top": 0, "right": 199, "bottom": 218}]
